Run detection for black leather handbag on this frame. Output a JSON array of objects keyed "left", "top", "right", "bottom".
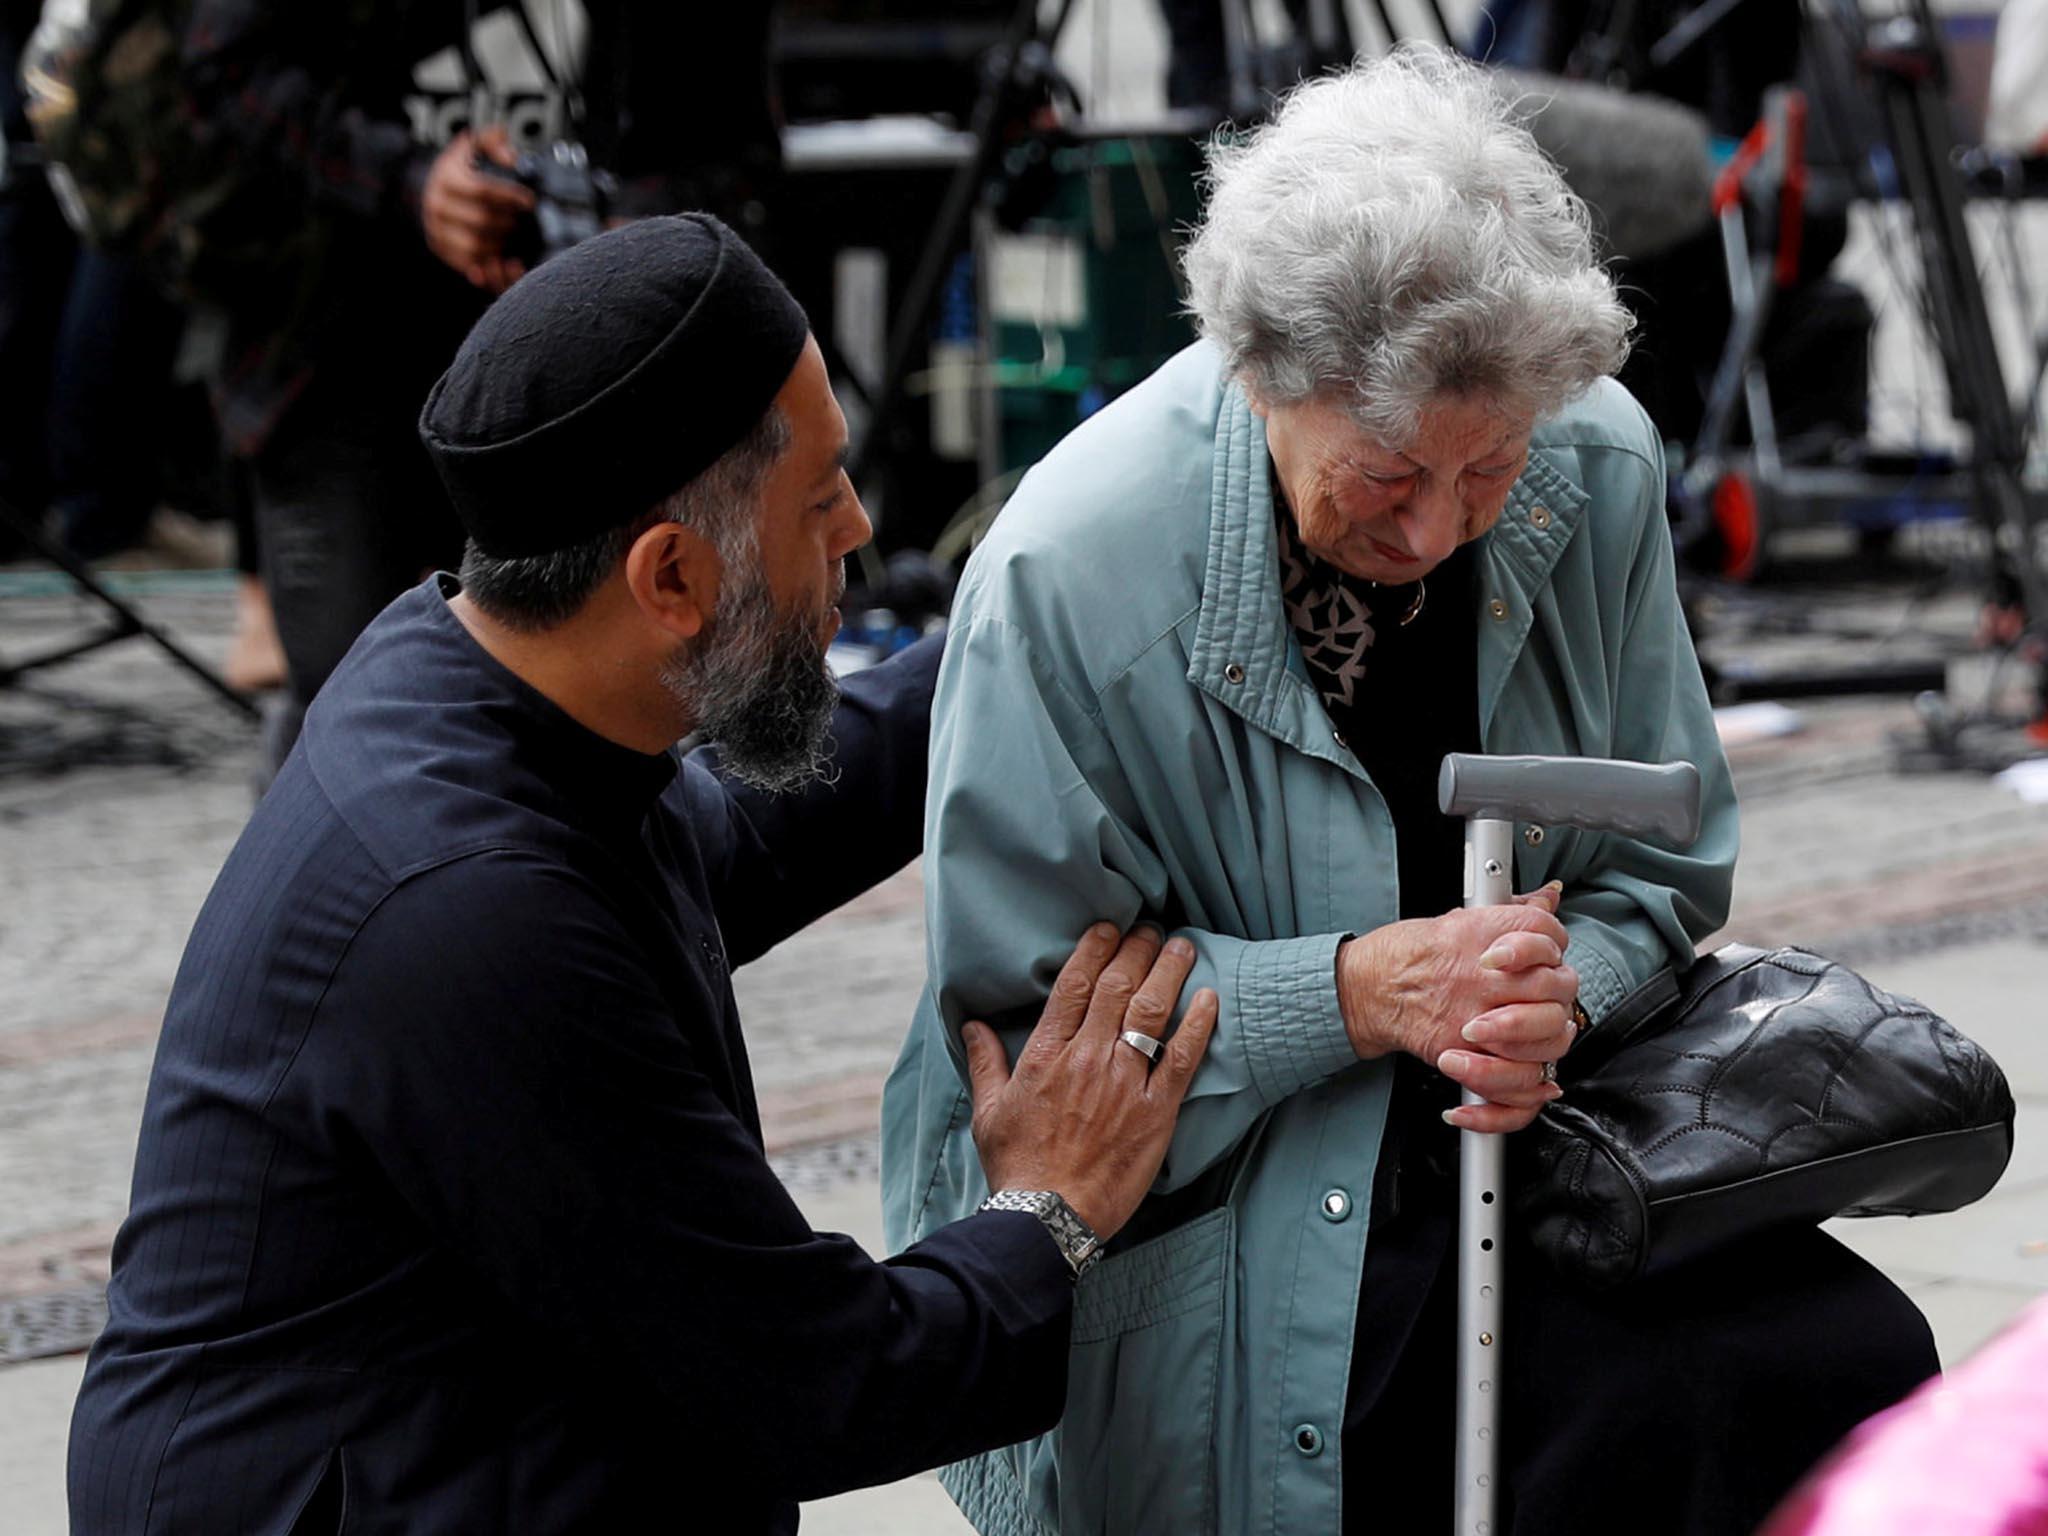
[{"left": 1516, "top": 944, "right": 2016, "bottom": 1290}]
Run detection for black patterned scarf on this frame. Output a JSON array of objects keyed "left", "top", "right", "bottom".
[{"left": 1274, "top": 507, "right": 1424, "bottom": 711}]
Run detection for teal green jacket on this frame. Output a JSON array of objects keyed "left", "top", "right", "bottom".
[{"left": 879, "top": 343, "right": 1737, "bottom": 1536}]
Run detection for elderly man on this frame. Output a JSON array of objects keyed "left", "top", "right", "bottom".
[{"left": 67, "top": 215, "right": 1216, "bottom": 1535}]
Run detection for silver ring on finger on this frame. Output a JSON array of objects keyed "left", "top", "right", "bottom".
[
  {"left": 1539, "top": 1059, "right": 1559, "bottom": 1086},
  {"left": 1118, "top": 1028, "right": 1164, "bottom": 1063}
]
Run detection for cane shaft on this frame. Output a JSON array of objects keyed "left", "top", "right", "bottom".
[{"left": 1455, "top": 816, "right": 1514, "bottom": 1535}]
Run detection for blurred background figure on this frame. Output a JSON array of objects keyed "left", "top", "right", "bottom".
[
  {"left": 0, "top": 0, "right": 66, "bottom": 568},
  {"left": 20, "top": 1, "right": 782, "bottom": 776},
  {"left": 0, "top": 0, "right": 223, "bottom": 570},
  {"left": 213, "top": 1, "right": 781, "bottom": 775},
  {"left": 158, "top": 2, "right": 515, "bottom": 773},
  {"left": 3, "top": 0, "right": 283, "bottom": 697}
]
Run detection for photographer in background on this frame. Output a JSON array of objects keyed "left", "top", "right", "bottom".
[{"left": 159, "top": 1, "right": 780, "bottom": 775}]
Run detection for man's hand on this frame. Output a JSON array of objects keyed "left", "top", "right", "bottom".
[
  {"left": 1337, "top": 883, "right": 1578, "bottom": 1133},
  {"left": 964, "top": 924, "right": 1218, "bottom": 1239},
  {"left": 421, "top": 126, "right": 533, "bottom": 294}
]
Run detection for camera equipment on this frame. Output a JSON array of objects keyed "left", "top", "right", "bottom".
[
  {"left": 454, "top": 0, "right": 610, "bottom": 267},
  {"left": 474, "top": 141, "right": 616, "bottom": 267}
]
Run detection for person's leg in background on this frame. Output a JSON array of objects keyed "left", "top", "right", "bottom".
[
  {"left": 44, "top": 247, "right": 185, "bottom": 560},
  {"left": 0, "top": 14, "right": 76, "bottom": 554},
  {"left": 220, "top": 451, "right": 285, "bottom": 696},
  {"left": 250, "top": 347, "right": 465, "bottom": 776}
]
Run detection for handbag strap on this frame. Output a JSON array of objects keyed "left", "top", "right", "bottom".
[{"left": 1571, "top": 942, "right": 1778, "bottom": 1074}]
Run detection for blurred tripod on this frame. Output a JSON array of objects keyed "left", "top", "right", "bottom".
[
  {"left": 1833, "top": 0, "right": 2048, "bottom": 637},
  {"left": 1574, "top": 0, "right": 2048, "bottom": 730},
  {"left": 0, "top": 491, "right": 257, "bottom": 719}
]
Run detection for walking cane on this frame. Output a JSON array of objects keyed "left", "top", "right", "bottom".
[{"left": 1438, "top": 753, "right": 1704, "bottom": 1536}]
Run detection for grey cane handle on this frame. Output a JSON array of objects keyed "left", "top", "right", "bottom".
[{"left": 1438, "top": 754, "right": 1703, "bottom": 848}]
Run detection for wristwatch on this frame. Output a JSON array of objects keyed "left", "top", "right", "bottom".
[{"left": 980, "top": 1189, "right": 1103, "bottom": 1278}]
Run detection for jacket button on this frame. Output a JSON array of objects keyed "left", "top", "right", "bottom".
[
  {"left": 1524, "top": 825, "right": 1545, "bottom": 847},
  {"left": 1293, "top": 1423, "right": 1324, "bottom": 1457},
  {"left": 1489, "top": 598, "right": 1509, "bottom": 621},
  {"left": 1320, "top": 1188, "right": 1351, "bottom": 1222},
  {"left": 1530, "top": 505, "right": 1552, "bottom": 529},
  {"left": 1224, "top": 662, "right": 1246, "bottom": 685}
]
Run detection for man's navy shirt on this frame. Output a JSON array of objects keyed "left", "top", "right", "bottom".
[{"left": 69, "top": 578, "right": 1070, "bottom": 1534}]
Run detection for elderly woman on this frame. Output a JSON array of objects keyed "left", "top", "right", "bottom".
[{"left": 880, "top": 48, "right": 1935, "bottom": 1536}]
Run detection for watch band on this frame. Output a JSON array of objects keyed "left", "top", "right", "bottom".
[{"left": 980, "top": 1189, "right": 1103, "bottom": 1278}]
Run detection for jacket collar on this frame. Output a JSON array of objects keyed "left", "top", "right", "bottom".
[
  {"left": 1474, "top": 447, "right": 1591, "bottom": 733},
  {"left": 1188, "top": 381, "right": 1591, "bottom": 765},
  {"left": 1187, "top": 381, "right": 1354, "bottom": 772}
]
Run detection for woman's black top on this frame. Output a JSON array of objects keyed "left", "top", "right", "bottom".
[{"left": 1273, "top": 504, "right": 1484, "bottom": 1522}]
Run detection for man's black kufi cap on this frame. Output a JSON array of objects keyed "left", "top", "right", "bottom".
[{"left": 419, "top": 213, "right": 808, "bottom": 559}]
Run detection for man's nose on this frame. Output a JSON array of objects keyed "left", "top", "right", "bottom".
[{"left": 831, "top": 491, "right": 873, "bottom": 563}]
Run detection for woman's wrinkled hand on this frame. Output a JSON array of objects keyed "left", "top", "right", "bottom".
[{"left": 1337, "top": 882, "right": 1578, "bottom": 1133}]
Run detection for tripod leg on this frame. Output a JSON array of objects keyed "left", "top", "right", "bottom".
[
  {"left": 1868, "top": 17, "right": 2048, "bottom": 683},
  {"left": 0, "top": 497, "right": 258, "bottom": 719},
  {"left": 845, "top": 0, "right": 1078, "bottom": 504},
  {"left": 1416, "top": 0, "right": 1461, "bottom": 52}
]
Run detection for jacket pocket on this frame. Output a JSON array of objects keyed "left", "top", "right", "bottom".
[
  {"left": 1056, "top": 1206, "right": 1235, "bottom": 1536},
  {"left": 284, "top": 1445, "right": 350, "bottom": 1536}
]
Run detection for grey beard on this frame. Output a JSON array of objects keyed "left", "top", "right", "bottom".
[{"left": 664, "top": 551, "right": 841, "bottom": 795}]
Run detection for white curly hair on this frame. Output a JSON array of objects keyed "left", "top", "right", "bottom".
[{"left": 1182, "top": 46, "right": 1632, "bottom": 445}]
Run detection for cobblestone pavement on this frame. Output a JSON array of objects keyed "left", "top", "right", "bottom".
[{"left": 2, "top": 557, "right": 2041, "bottom": 1346}]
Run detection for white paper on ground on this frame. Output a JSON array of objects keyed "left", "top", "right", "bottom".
[
  {"left": 1713, "top": 701, "right": 1806, "bottom": 746},
  {"left": 1994, "top": 758, "right": 2048, "bottom": 804}
]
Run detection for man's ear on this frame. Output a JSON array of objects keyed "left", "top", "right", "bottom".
[{"left": 622, "top": 519, "right": 720, "bottom": 642}]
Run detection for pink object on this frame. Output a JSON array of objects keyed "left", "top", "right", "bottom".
[{"left": 1760, "top": 1296, "right": 2048, "bottom": 1536}]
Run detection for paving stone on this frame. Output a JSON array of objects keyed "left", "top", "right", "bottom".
[
  {"left": 0, "top": 1291, "right": 106, "bottom": 1368},
  {"left": 802, "top": 1472, "right": 970, "bottom": 1536},
  {"left": 1857, "top": 942, "right": 2048, "bottom": 1099},
  {"left": 0, "top": 1354, "right": 82, "bottom": 1535},
  {"left": 1875, "top": 1274, "right": 2043, "bottom": 1368},
  {"left": 1828, "top": 1178, "right": 2048, "bottom": 1294},
  {"left": 0, "top": 1048, "right": 152, "bottom": 1248}
]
